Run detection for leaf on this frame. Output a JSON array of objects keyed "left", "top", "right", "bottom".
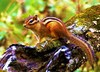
[{"left": 0, "top": 31, "right": 6, "bottom": 40}]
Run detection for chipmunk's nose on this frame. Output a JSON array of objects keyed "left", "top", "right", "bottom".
[{"left": 23, "top": 24, "right": 27, "bottom": 28}]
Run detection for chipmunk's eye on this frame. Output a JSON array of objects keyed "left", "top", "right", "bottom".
[{"left": 29, "top": 19, "right": 34, "bottom": 25}]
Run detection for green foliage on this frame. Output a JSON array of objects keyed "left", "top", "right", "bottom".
[{"left": 0, "top": 31, "right": 6, "bottom": 40}]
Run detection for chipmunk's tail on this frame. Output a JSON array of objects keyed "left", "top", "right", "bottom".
[{"left": 67, "top": 33, "right": 96, "bottom": 67}]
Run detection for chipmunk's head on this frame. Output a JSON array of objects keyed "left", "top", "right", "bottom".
[{"left": 24, "top": 15, "right": 40, "bottom": 29}]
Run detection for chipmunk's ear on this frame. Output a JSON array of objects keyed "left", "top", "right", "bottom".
[
  {"left": 34, "top": 15, "right": 38, "bottom": 19},
  {"left": 34, "top": 15, "right": 40, "bottom": 21}
]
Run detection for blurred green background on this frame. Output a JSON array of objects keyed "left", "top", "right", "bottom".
[{"left": 0, "top": 0, "right": 100, "bottom": 72}]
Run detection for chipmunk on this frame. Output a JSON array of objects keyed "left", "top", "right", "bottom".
[{"left": 24, "top": 15, "right": 96, "bottom": 67}]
